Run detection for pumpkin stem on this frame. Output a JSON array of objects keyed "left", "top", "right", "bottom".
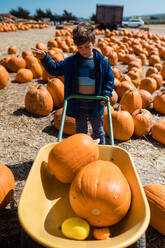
[
  {"left": 115, "top": 103, "right": 121, "bottom": 111},
  {"left": 160, "top": 89, "right": 165, "bottom": 94},
  {"left": 138, "top": 108, "right": 143, "bottom": 114},
  {"left": 37, "top": 85, "right": 43, "bottom": 89}
]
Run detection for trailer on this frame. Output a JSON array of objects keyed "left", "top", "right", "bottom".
[{"left": 96, "top": 4, "right": 124, "bottom": 30}]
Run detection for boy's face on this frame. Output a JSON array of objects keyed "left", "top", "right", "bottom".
[{"left": 77, "top": 40, "right": 95, "bottom": 58}]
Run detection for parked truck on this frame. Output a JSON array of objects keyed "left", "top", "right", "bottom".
[{"left": 96, "top": 4, "right": 124, "bottom": 30}]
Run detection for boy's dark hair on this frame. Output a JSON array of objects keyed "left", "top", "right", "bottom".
[{"left": 72, "top": 22, "right": 96, "bottom": 46}]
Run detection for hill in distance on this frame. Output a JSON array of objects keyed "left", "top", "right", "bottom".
[{"left": 125, "top": 13, "right": 165, "bottom": 20}]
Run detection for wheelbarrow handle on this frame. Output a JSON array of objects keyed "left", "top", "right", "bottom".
[{"left": 57, "top": 94, "right": 114, "bottom": 145}]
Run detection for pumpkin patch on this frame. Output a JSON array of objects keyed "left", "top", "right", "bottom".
[{"left": 0, "top": 23, "right": 165, "bottom": 246}]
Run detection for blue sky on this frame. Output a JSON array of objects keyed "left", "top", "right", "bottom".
[{"left": 1, "top": 0, "right": 165, "bottom": 18}]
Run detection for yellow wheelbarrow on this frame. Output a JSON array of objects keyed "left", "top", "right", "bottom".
[{"left": 18, "top": 95, "right": 150, "bottom": 248}]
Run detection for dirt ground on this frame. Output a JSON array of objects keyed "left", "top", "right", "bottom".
[{"left": 0, "top": 24, "right": 165, "bottom": 247}]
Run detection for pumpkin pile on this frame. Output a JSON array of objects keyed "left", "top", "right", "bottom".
[
  {"left": 0, "top": 26, "right": 165, "bottom": 145},
  {"left": 0, "top": 22, "right": 49, "bottom": 33},
  {"left": 48, "top": 133, "right": 132, "bottom": 239}
]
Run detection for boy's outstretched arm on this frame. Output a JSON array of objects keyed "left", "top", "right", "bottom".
[{"left": 31, "top": 48, "right": 64, "bottom": 76}]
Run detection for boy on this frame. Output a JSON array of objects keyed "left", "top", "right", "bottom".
[{"left": 32, "top": 22, "right": 114, "bottom": 144}]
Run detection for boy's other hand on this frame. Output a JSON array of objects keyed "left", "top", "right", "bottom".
[
  {"left": 100, "top": 96, "right": 110, "bottom": 106},
  {"left": 31, "top": 48, "right": 46, "bottom": 59}
]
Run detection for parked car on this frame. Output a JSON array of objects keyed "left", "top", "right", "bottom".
[{"left": 122, "top": 19, "right": 144, "bottom": 28}]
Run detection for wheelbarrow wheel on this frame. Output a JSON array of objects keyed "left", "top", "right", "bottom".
[
  {"left": 128, "top": 233, "right": 146, "bottom": 248},
  {"left": 20, "top": 229, "right": 45, "bottom": 248}
]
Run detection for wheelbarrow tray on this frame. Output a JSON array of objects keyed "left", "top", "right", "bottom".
[{"left": 18, "top": 143, "right": 150, "bottom": 248}]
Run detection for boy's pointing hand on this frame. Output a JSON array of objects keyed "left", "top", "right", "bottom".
[{"left": 31, "top": 48, "right": 46, "bottom": 59}]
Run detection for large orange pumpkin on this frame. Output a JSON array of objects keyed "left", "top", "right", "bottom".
[
  {"left": 104, "top": 110, "right": 134, "bottom": 141},
  {"left": 22, "top": 50, "right": 32, "bottom": 58},
  {"left": 138, "top": 53, "right": 146, "bottom": 66},
  {"left": 0, "top": 164, "right": 15, "bottom": 210},
  {"left": 8, "top": 46, "right": 17, "bottom": 55},
  {"left": 116, "top": 80, "right": 135, "bottom": 99},
  {"left": 54, "top": 108, "right": 76, "bottom": 135},
  {"left": 48, "top": 133, "right": 99, "bottom": 183},
  {"left": 47, "top": 78, "right": 64, "bottom": 108},
  {"left": 6, "top": 56, "right": 26, "bottom": 72},
  {"left": 25, "top": 85, "right": 53, "bottom": 116},
  {"left": 47, "top": 38, "right": 58, "bottom": 48},
  {"left": 150, "top": 73, "right": 163, "bottom": 90},
  {"left": 24, "top": 55, "right": 38, "bottom": 69},
  {"left": 132, "top": 108, "right": 152, "bottom": 137},
  {"left": 154, "top": 63, "right": 162, "bottom": 72},
  {"left": 127, "top": 70, "right": 141, "bottom": 87},
  {"left": 140, "top": 77, "right": 157, "bottom": 94},
  {"left": 28, "top": 63, "right": 43, "bottom": 79},
  {"left": 151, "top": 119, "right": 165, "bottom": 145},
  {"left": 149, "top": 54, "right": 161, "bottom": 66},
  {"left": 120, "top": 89, "right": 142, "bottom": 114},
  {"left": 111, "top": 67, "right": 119, "bottom": 79},
  {"left": 108, "top": 51, "right": 118, "bottom": 66},
  {"left": 0, "top": 65, "right": 9, "bottom": 89},
  {"left": 153, "top": 90, "right": 165, "bottom": 114},
  {"left": 119, "top": 74, "right": 132, "bottom": 83},
  {"left": 145, "top": 67, "right": 158, "bottom": 77},
  {"left": 36, "top": 42, "right": 47, "bottom": 51},
  {"left": 15, "top": 68, "right": 33, "bottom": 83},
  {"left": 69, "top": 160, "right": 131, "bottom": 227},
  {"left": 144, "top": 184, "right": 165, "bottom": 235},
  {"left": 138, "top": 89, "right": 153, "bottom": 108}
]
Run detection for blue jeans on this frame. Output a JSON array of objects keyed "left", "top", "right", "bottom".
[{"left": 75, "top": 115, "right": 106, "bottom": 145}]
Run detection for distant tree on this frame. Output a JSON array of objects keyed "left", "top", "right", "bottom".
[
  {"left": 45, "top": 9, "right": 62, "bottom": 21},
  {"left": 90, "top": 13, "right": 97, "bottom": 23},
  {"left": 9, "top": 6, "right": 78, "bottom": 22},
  {"left": 61, "top": 10, "right": 77, "bottom": 22},
  {"left": 9, "top": 6, "right": 31, "bottom": 19},
  {"left": 34, "top": 8, "right": 62, "bottom": 21},
  {"left": 150, "top": 16, "right": 159, "bottom": 20},
  {"left": 34, "top": 8, "right": 46, "bottom": 20},
  {"left": 53, "top": 13, "right": 61, "bottom": 22},
  {"left": 44, "top": 9, "right": 54, "bottom": 20}
]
